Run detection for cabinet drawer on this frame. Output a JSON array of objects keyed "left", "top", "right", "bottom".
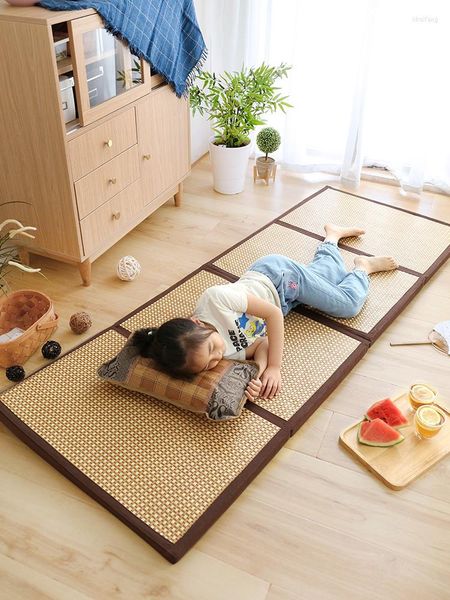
[
  {"left": 80, "top": 180, "right": 143, "bottom": 256},
  {"left": 75, "top": 145, "right": 140, "bottom": 219},
  {"left": 69, "top": 108, "right": 137, "bottom": 181}
]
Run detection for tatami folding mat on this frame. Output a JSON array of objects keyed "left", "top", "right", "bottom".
[
  {"left": 1, "top": 186, "right": 448, "bottom": 563},
  {"left": 211, "top": 223, "right": 422, "bottom": 341},
  {"left": 278, "top": 186, "right": 450, "bottom": 275},
  {"left": 0, "top": 328, "right": 287, "bottom": 563}
]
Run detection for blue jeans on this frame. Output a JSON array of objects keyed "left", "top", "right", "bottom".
[{"left": 248, "top": 242, "right": 370, "bottom": 318}]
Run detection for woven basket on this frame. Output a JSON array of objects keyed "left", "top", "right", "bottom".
[{"left": 0, "top": 289, "right": 58, "bottom": 368}]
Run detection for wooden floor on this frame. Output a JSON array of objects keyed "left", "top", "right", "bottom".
[{"left": 1, "top": 157, "right": 449, "bottom": 600}]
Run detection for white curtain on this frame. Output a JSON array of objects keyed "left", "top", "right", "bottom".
[{"left": 193, "top": 0, "right": 450, "bottom": 195}]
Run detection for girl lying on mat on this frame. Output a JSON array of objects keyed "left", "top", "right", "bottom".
[{"left": 135, "top": 224, "right": 398, "bottom": 401}]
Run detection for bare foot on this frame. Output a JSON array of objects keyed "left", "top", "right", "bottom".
[
  {"left": 354, "top": 255, "right": 398, "bottom": 274},
  {"left": 324, "top": 223, "right": 365, "bottom": 243}
]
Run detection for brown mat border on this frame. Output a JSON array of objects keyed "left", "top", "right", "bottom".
[{"left": 0, "top": 324, "right": 289, "bottom": 563}]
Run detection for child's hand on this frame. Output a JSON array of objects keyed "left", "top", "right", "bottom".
[
  {"left": 260, "top": 366, "right": 281, "bottom": 399},
  {"left": 244, "top": 378, "right": 262, "bottom": 401}
]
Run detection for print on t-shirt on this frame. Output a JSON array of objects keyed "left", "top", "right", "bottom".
[{"left": 227, "top": 312, "right": 267, "bottom": 353}]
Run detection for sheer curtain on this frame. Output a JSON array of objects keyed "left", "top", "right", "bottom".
[{"left": 193, "top": 0, "right": 450, "bottom": 195}]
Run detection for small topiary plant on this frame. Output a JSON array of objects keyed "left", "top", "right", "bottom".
[{"left": 256, "top": 127, "right": 281, "bottom": 162}]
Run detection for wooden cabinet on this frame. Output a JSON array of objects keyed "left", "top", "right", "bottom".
[
  {"left": 0, "top": 3, "right": 190, "bottom": 285},
  {"left": 137, "top": 87, "right": 190, "bottom": 204}
]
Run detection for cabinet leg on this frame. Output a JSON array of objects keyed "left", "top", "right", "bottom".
[
  {"left": 174, "top": 182, "right": 183, "bottom": 207},
  {"left": 78, "top": 259, "right": 92, "bottom": 287},
  {"left": 18, "top": 247, "right": 30, "bottom": 266}
]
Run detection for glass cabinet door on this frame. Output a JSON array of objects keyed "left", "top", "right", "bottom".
[{"left": 69, "top": 14, "right": 151, "bottom": 126}]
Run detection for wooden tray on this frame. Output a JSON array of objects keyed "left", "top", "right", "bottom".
[{"left": 339, "top": 392, "right": 450, "bottom": 490}]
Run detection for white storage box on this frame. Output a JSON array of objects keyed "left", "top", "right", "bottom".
[{"left": 59, "top": 75, "right": 76, "bottom": 123}]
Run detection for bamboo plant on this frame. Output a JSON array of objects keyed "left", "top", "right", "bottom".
[{"left": 190, "top": 63, "right": 292, "bottom": 148}]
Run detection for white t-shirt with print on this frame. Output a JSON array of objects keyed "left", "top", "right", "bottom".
[{"left": 193, "top": 271, "right": 281, "bottom": 360}]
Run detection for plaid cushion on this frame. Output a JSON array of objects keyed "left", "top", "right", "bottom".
[{"left": 97, "top": 333, "right": 258, "bottom": 421}]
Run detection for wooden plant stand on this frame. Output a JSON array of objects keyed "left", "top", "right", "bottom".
[{"left": 253, "top": 161, "right": 277, "bottom": 185}]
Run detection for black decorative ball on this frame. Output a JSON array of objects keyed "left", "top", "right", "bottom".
[
  {"left": 6, "top": 365, "right": 25, "bottom": 382},
  {"left": 42, "top": 340, "right": 62, "bottom": 360}
]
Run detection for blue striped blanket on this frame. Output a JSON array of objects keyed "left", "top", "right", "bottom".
[{"left": 39, "top": 0, "right": 207, "bottom": 96}]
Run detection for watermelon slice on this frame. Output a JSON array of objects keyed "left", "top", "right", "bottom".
[
  {"left": 365, "top": 397, "right": 408, "bottom": 429},
  {"left": 357, "top": 418, "right": 404, "bottom": 447}
]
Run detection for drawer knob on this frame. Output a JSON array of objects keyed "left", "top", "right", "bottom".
[
  {"left": 108, "top": 177, "right": 117, "bottom": 184},
  {"left": 143, "top": 154, "right": 151, "bottom": 160},
  {"left": 112, "top": 211, "right": 121, "bottom": 220},
  {"left": 105, "top": 139, "right": 113, "bottom": 148}
]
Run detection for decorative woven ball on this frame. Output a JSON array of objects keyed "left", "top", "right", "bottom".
[
  {"left": 42, "top": 340, "right": 62, "bottom": 360},
  {"left": 6, "top": 365, "right": 25, "bottom": 382},
  {"left": 69, "top": 311, "right": 92, "bottom": 334},
  {"left": 117, "top": 255, "right": 141, "bottom": 281}
]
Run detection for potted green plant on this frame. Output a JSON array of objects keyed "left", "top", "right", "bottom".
[
  {"left": 255, "top": 127, "right": 281, "bottom": 184},
  {"left": 190, "top": 63, "right": 291, "bottom": 194}
]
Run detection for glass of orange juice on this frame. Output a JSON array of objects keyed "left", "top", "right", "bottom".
[
  {"left": 414, "top": 405, "right": 446, "bottom": 440},
  {"left": 408, "top": 383, "right": 437, "bottom": 412}
]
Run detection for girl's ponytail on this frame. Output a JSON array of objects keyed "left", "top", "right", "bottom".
[{"left": 133, "top": 327, "right": 159, "bottom": 358}]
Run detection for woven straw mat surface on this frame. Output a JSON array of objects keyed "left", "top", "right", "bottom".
[
  {"left": 280, "top": 188, "right": 449, "bottom": 273},
  {"left": 120, "top": 270, "right": 227, "bottom": 331},
  {"left": 0, "top": 329, "right": 281, "bottom": 543},
  {"left": 251, "top": 312, "right": 361, "bottom": 419},
  {"left": 213, "top": 223, "right": 419, "bottom": 333}
]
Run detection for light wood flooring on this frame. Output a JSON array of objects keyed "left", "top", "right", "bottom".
[{"left": 1, "top": 157, "right": 449, "bottom": 600}]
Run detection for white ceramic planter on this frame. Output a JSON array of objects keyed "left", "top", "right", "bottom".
[{"left": 209, "top": 138, "right": 252, "bottom": 194}]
